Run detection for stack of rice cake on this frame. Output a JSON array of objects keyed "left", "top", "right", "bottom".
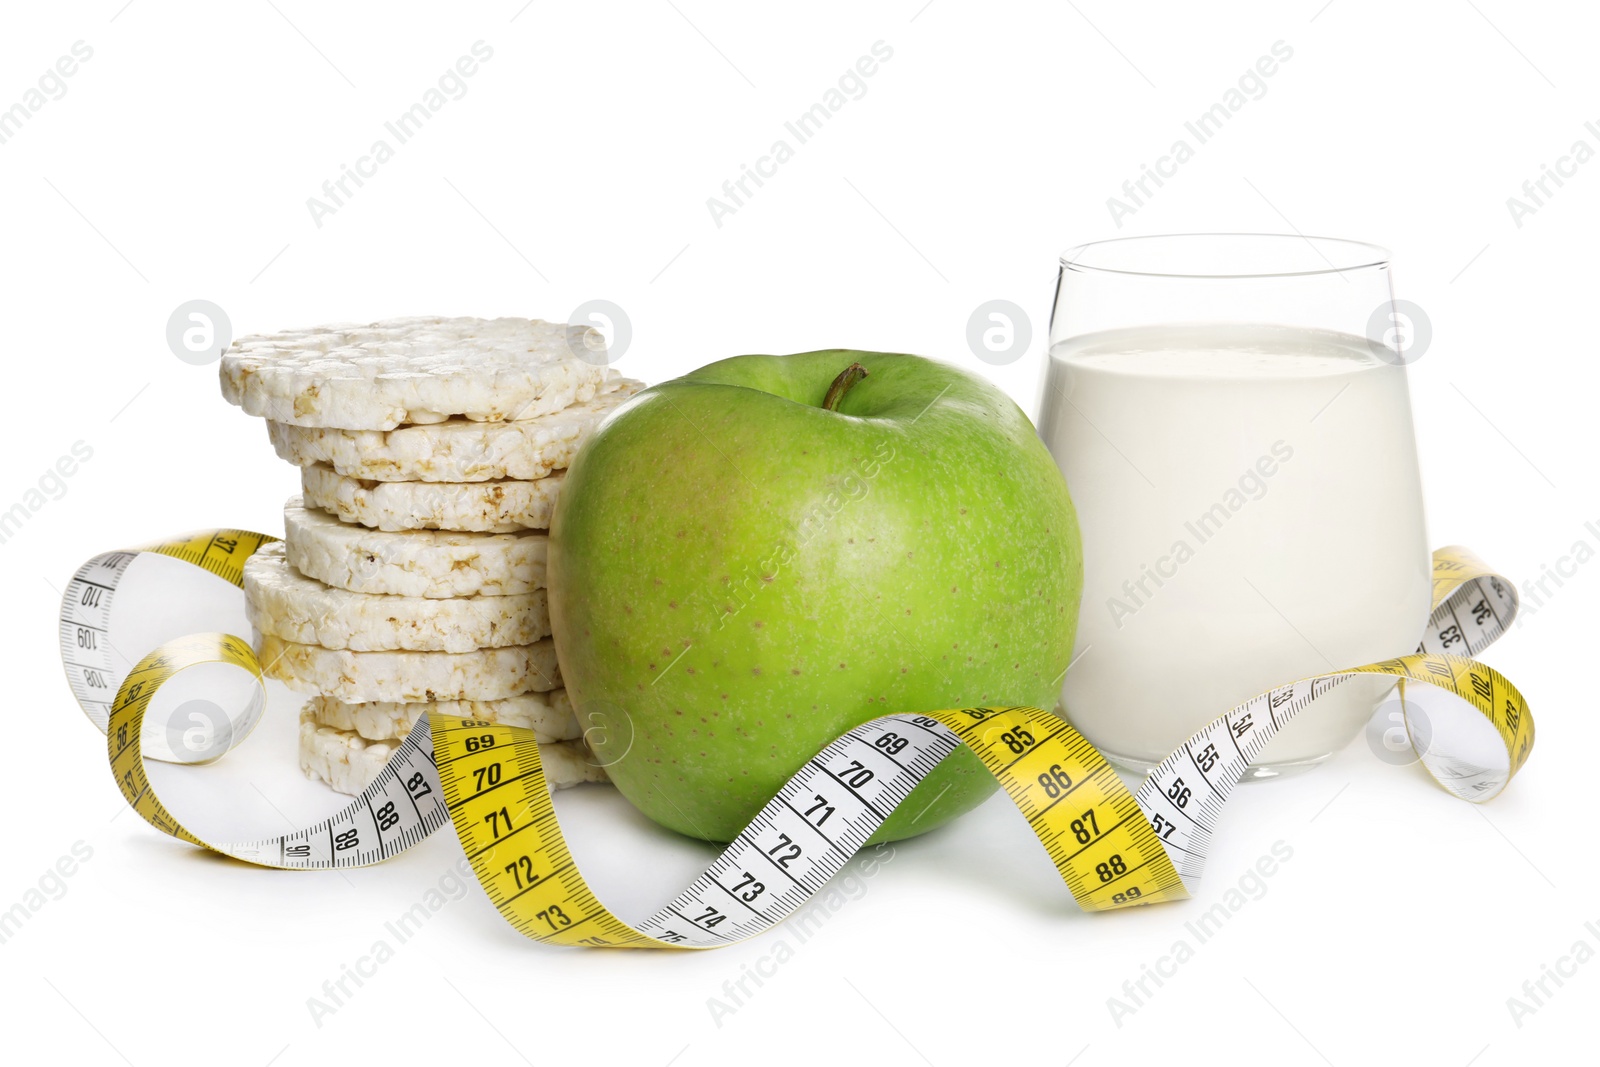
[{"left": 219, "top": 316, "right": 640, "bottom": 796}]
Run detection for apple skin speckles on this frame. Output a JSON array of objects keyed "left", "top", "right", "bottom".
[{"left": 548, "top": 350, "right": 1082, "bottom": 844}]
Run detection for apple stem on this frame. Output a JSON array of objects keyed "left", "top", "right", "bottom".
[{"left": 822, "top": 362, "right": 868, "bottom": 412}]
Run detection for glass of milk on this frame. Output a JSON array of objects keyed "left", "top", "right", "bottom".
[{"left": 1038, "top": 233, "right": 1432, "bottom": 778}]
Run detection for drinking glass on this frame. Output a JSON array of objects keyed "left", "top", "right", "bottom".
[{"left": 1037, "top": 233, "right": 1433, "bottom": 777}]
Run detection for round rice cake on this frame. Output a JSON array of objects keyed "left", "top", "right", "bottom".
[
  {"left": 220, "top": 316, "right": 614, "bottom": 429},
  {"left": 304, "top": 691, "right": 581, "bottom": 743},
  {"left": 266, "top": 379, "right": 643, "bottom": 482},
  {"left": 283, "top": 498, "right": 546, "bottom": 598},
  {"left": 243, "top": 541, "right": 548, "bottom": 653},
  {"left": 257, "top": 633, "right": 560, "bottom": 702},
  {"left": 298, "top": 709, "right": 604, "bottom": 798},
  {"left": 300, "top": 463, "right": 562, "bottom": 532}
]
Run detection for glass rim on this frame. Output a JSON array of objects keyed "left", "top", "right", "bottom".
[{"left": 1059, "top": 232, "right": 1392, "bottom": 280}]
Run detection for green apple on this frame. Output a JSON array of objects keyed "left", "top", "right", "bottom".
[{"left": 548, "top": 350, "right": 1081, "bottom": 843}]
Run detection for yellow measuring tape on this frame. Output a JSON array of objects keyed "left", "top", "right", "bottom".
[{"left": 61, "top": 531, "right": 1532, "bottom": 948}]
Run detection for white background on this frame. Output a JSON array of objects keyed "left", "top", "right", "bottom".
[{"left": 1, "top": 1, "right": 1594, "bottom": 1064}]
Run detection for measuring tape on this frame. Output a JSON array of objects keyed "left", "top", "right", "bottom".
[{"left": 60, "top": 532, "right": 1533, "bottom": 948}]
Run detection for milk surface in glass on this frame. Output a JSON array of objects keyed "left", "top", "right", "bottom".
[{"left": 1038, "top": 321, "right": 1433, "bottom": 770}]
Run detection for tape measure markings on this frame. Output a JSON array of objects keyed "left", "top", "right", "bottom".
[
  {"left": 1134, "top": 548, "right": 1532, "bottom": 889},
  {"left": 63, "top": 534, "right": 1533, "bottom": 948}
]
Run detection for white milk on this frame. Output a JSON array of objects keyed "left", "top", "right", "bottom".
[{"left": 1038, "top": 323, "right": 1433, "bottom": 771}]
